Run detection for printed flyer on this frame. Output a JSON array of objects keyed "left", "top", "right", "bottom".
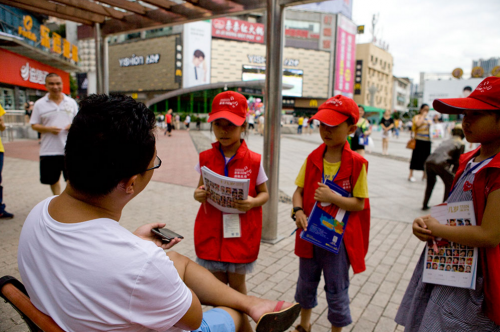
[
  {"left": 300, "top": 179, "right": 350, "bottom": 254},
  {"left": 201, "top": 166, "right": 250, "bottom": 214},
  {"left": 423, "top": 201, "right": 478, "bottom": 289}
]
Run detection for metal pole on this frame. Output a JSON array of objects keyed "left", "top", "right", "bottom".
[
  {"left": 262, "top": 0, "right": 284, "bottom": 243},
  {"left": 94, "top": 23, "right": 103, "bottom": 94},
  {"left": 103, "top": 36, "right": 109, "bottom": 95}
]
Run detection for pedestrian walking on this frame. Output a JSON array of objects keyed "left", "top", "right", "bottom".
[
  {"left": 408, "top": 104, "right": 433, "bottom": 182},
  {"left": 422, "top": 124, "right": 465, "bottom": 210},
  {"left": 193, "top": 91, "right": 269, "bottom": 295},
  {"left": 351, "top": 105, "right": 372, "bottom": 157},
  {"left": 184, "top": 114, "right": 191, "bottom": 131},
  {"left": 297, "top": 115, "right": 304, "bottom": 134},
  {"left": 248, "top": 112, "right": 255, "bottom": 133},
  {"left": 258, "top": 114, "right": 265, "bottom": 136},
  {"left": 30, "top": 73, "right": 78, "bottom": 195},
  {"left": 24, "top": 101, "right": 33, "bottom": 124},
  {"left": 175, "top": 113, "right": 180, "bottom": 131},
  {"left": 291, "top": 95, "right": 370, "bottom": 332},
  {"left": 396, "top": 77, "right": 500, "bottom": 331},
  {"left": 0, "top": 103, "right": 13, "bottom": 219},
  {"left": 380, "top": 110, "right": 395, "bottom": 155},
  {"left": 164, "top": 109, "right": 172, "bottom": 136},
  {"left": 303, "top": 117, "right": 309, "bottom": 134}
]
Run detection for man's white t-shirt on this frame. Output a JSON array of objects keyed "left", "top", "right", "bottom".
[
  {"left": 30, "top": 94, "right": 78, "bottom": 156},
  {"left": 185, "top": 115, "right": 191, "bottom": 124},
  {"left": 17, "top": 197, "right": 192, "bottom": 332}
]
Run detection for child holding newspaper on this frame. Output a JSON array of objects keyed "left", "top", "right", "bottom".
[
  {"left": 396, "top": 77, "right": 500, "bottom": 330},
  {"left": 193, "top": 91, "right": 269, "bottom": 295},
  {"left": 291, "top": 95, "right": 370, "bottom": 332}
]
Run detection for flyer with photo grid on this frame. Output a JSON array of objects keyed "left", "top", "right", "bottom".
[
  {"left": 201, "top": 166, "right": 250, "bottom": 214},
  {"left": 422, "top": 201, "right": 478, "bottom": 289}
]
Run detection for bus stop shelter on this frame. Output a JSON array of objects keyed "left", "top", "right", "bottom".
[{"left": 2, "top": 0, "right": 327, "bottom": 243}]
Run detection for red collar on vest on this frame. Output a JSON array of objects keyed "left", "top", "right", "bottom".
[
  {"left": 455, "top": 146, "right": 500, "bottom": 182},
  {"left": 309, "top": 141, "right": 354, "bottom": 179},
  {"left": 211, "top": 139, "right": 249, "bottom": 162}
]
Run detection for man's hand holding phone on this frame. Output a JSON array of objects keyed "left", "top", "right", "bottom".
[{"left": 133, "top": 223, "right": 183, "bottom": 250}]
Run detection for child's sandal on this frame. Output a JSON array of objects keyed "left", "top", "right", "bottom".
[{"left": 295, "top": 324, "right": 311, "bottom": 332}]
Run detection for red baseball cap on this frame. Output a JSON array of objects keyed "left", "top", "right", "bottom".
[
  {"left": 433, "top": 77, "right": 500, "bottom": 114},
  {"left": 310, "top": 95, "right": 359, "bottom": 126},
  {"left": 208, "top": 91, "right": 248, "bottom": 126}
]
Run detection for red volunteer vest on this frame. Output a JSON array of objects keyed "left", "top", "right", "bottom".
[
  {"left": 294, "top": 142, "right": 371, "bottom": 274},
  {"left": 452, "top": 148, "right": 500, "bottom": 325},
  {"left": 195, "top": 140, "right": 262, "bottom": 263}
]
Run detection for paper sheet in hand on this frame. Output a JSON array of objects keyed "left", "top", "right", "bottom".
[
  {"left": 422, "top": 201, "right": 478, "bottom": 289},
  {"left": 201, "top": 166, "right": 250, "bottom": 214}
]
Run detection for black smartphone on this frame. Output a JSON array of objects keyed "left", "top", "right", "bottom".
[{"left": 151, "top": 228, "right": 184, "bottom": 243}]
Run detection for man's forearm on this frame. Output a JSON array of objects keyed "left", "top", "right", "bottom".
[{"left": 31, "top": 124, "right": 53, "bottom": 133}]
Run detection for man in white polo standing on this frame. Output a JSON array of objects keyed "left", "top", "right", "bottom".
[{"left": 31, "top": 73, "right": 78, "bottom": 195}]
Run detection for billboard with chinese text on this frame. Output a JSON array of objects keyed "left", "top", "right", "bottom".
[
  {"left": 212, "top": 18, "right": 264, "bottom": 44},
  {"left": 333, "top": 15, "right": 357, "bottom": 98}
]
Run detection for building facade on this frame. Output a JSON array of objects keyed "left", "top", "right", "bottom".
[
  {"left": 391, "top": 76, "right": 411, "bottom": 113},
  {"left": 353, "top": 43, "right": 393, "bottom": 112},
  {"left": 0, "top": 5, "right": 79, "bottom": 109},
  {"left": 78, "top": 8, "right": 358, "bottom": 114},
  {"left": 472, "top": 57, "right": 500, "bottom": 77}
]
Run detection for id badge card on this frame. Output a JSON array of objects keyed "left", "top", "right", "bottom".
[{"left": 223, "top": 213, "right": 241, "bottom": 238}]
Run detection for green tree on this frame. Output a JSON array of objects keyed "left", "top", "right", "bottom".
[{"left": 69, "top": 74, "right": 78, "bottom": 98}]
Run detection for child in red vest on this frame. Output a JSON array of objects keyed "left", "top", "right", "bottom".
[
  {"left": 193, "top": 91, "right": 269, "bottom": 294},
  {"left": 396, "top": 77, "right": 500, "bottom": 330},
  {"left": 292, "top": 95, "right": 370, "bottom": 332}
]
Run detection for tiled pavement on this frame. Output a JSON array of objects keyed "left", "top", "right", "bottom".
[{"left": 0, "top": 128, "right": 443, "bottom": 332}]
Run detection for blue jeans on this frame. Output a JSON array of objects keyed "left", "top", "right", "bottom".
[{"left": 191, "top": 308, "right": 235, "bottom": 332}]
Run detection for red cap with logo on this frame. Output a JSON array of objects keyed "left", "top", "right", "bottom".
[
  {"left": 433, "top": 77, "right": 500, "bottom": 114},
  {"left": 208, "top": 91, "right": 248, "bottom": 126},
  {"left": 310, "top": 95, "right": 359, "bottom": 126}
]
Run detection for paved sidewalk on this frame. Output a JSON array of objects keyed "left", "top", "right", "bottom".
[{"left": 0, "top": 129, "right": 436, "bottom": 332}]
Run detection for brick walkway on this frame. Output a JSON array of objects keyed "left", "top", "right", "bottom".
[{"left": 0, "top": 131, "right": 428, "bottom": 332}]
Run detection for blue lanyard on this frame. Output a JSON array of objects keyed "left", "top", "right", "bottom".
[
  {"left": 219, "top": 147, "right": 236, "bottom": 177},
  {"left": 322, "top": 160, "right": 340, "bottom": 183},
  {"left": 448, "top": 155, "right": 494, "bottom": 197}
]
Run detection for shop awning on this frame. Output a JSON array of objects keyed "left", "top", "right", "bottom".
[
  {"left": 359, "top": 105, "right": 386, "bottom": 114},
  {"left": 0, "top": 32, "right": 80, "bottom": 72}
]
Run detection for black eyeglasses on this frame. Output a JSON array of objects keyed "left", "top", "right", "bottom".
[{"left": 145, "top": 155, "right": 162, "bottom": 172}]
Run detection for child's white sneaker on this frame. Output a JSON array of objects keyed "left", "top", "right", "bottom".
[{"left": 409, "top": 177, "right": 416, "bottom": 182}]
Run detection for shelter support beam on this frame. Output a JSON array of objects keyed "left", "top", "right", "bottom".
[{"left": 261, "top": 0, "right": 284, "bottom": 243}]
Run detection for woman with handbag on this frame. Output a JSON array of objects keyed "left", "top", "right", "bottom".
[
  {"left": 351, "top": 105, "right": 372, "bottom": 156},
  {"left": 408, "top": 104, "right": 432, "bottom": 182}
]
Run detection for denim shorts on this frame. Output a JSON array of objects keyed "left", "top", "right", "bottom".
[{"left": 191, "top": 308, "right": 235, "bottom": 332}]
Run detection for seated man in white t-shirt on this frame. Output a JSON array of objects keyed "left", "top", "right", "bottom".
[{"left": 17, "top": 94, "right": 300, "bottom": 332}]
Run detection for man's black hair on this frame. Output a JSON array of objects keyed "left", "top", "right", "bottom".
[
  {"left": 45, "top": 73, "right": 61, "bottom": 82},
  {"left": 193, "top": 49, "right": 205, "bottom": 59},
  {"left": 420, "top": 104, "right": 429, "bottom": 110},
  {"left": 65, "top": 94, "right": 156, "bottom": 196},
  {"left": 463, "top": 86, "right": 472, "bottom": 92}
]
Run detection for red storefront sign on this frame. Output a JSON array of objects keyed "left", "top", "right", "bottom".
[
  {"left": 0, "top": 48, "right": 70, "bottom": 94},
  {"left": 285, "top": 29, "right": 320, "bottom": 39},
  {"left": 212, "top": 18, "right": 265, "bottom": 43}
]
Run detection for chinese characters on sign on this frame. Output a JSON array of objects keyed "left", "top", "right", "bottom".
[
  {"left": 212, "top": 18, "right": 264, "bottom": 44},
  {"left": 18, "top": 15, "right": 78, "bottom": 63},
  {"left": 334, "top": 15, "right": 357, "bottom": 97}
]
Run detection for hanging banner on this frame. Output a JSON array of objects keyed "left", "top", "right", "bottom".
[{"left": 333, "top": 15, "right": 357, "bottom": 98}]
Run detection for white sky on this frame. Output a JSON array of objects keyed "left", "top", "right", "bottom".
[{"left": 352, "top": 0, "right": 500, "bottom": 82}]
